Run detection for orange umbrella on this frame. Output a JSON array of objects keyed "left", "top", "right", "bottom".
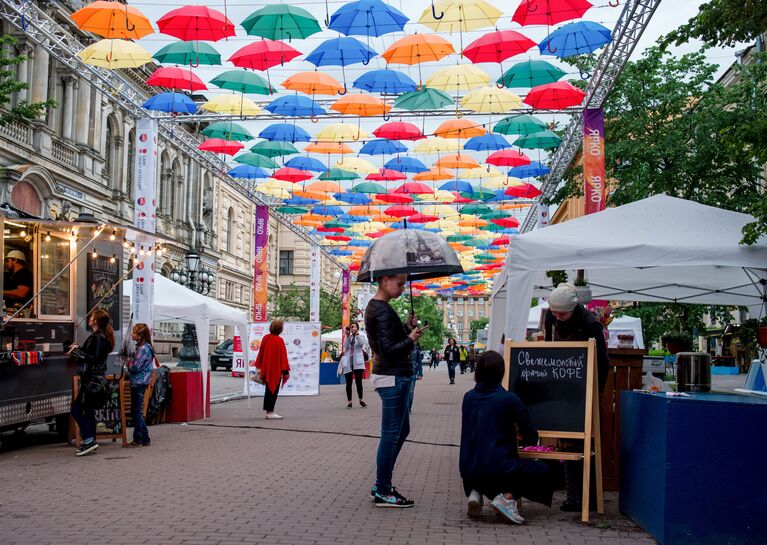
[
  {"left": 294, "top": 218, "right": 324, "bottom": 228},
  {"left": 282, "top": 71, "right": 344, "bottom": 96},
  {"left": 304, "top": 142, "right": 355, "bottom": 154},
  {"left": 349, "top": 205, "right": 379, "bottom": 217},
  {"left": 71, "top": 1, "right": 154, "bottom": 39},
  {"left": 435, "top": 153, "right": 480, "bottom": 169},
  {"left": 382, "top": 34, "right": 455, "bottom": 65},
  {"left": 414, "top": 168, "right": 453, "bottom": 181},
  {"left": 292, "top": 189, "right": 328, "bottom": 200},
  {"left": 459, "top": 217, "right": 488, "bottom": 227},
  {"left": 300, "top": 212, "right": 333, "bottom": 222},
  {"left": 434, "top": 119, "right": 486, "bottom": 139},
  {"left": 331, "top": 94, "right": 391, "bottom": 117},
  {"left": 307, "top": 180, "right": 342, "bottom": 193}
]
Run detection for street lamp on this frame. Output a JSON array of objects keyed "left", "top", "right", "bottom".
[{"left": 171, "top": 250, "right": 216, "bottom": 369}]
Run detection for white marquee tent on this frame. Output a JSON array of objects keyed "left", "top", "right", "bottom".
[{"left": 489, "top": 196, "right": 767, "bottom": 350}]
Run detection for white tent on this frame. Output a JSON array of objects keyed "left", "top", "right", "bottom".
[
  {"left": 124, "top": 273, "right": 249, "bottom": 416},
  {"left": 321, "top": 328, "right": 368, "bottom": 346},
  {"left": 489, "top": 196, "right": 767, "bottom": 348}
]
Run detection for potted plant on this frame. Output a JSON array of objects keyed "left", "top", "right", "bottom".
[{"left": 662, "top": 333, "right": 693, "bottom": 355}]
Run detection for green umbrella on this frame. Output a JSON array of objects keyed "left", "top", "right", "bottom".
[
  {"left": 515, "top": 130, "right": 562, "bottom": 149},
  {"left": 242, "top": 5, "right": 322, "bottom": 41},
  {"left": 325, "top": 220, "right": 351, "bottom": 229},
  {"left": 475, "top": 252, "right": 497, "bottom": 262},
  {"left": 447, "top": 234, "right": 472, "bottom": 242},
  {"left": 153, "top": 41, "right": 221, "bottom": 66},
  {"left": 480, "top": 210, "right": 511, "bottom": 219},
  {"left": 392, "top": 87, "right": 454, "bottom": 111},
  {"left": 318, "top": 168, "right": 359, "bottom": 181},
  {"left": 210, "top": 70, "right": 273, "bottom": 95},
  {"left": 462, "top": 239, "right": 486, "bottom": 247},
  {"left": 459, "top": 203, "right": 492, "bottom": 215},
  {"left": 479, "top": 223, "right": 507, "bottom": 232},
  {"left": 493, "top": 114, "right": 547, "bottom": 136},
  {"left": 351, "top": 181, "right": 386, "bottom": 194},
  {"left": 250, "top": 140, "right": 299, "bottom": 158},
  {"left": 201, "top": 121, "right": 253, "bottom": 141},
  {"left": 497, "top": 60, "right": 566, "bottom": 88},
  {"left": 277, "top": 205, "right": 308, "bottom": 215},
  {"left": 233, "top": 152, "right": 279, "bottom": 168},
  {"left": 461, "top": 189, "right": 496, "bottom": 202}
]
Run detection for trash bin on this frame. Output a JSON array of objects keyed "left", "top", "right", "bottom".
[{"left": 676, "top": 352, "right": 711, "bottom": 392}]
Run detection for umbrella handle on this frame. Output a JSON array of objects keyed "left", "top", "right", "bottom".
[
  {"left": 546, "top": 41, "right": 558, "bottom": 54},
  {"left": 608, "top": 0, "right": 620, "bottom": 6},
  {"left": 580, "top": 70, "right": 591, "bottom": 80},
  {"left": 338, "top": 84, "right": 348, "bottom": 96},
  {"left": 124, "top": 4, "right": 136, "bottom": 32},
  {"left": 382, "top": 113, "right": 391, "bottom": 121},
  {"left": 526, "top": 0, "right": 538, "bottom": 12},
  {"left": 431, "top": 2, "right": 444, "bottom": 19},
  {"left": 496, "top": 81, "right": 505, "bottom": 89},
  {"left": 310, "top": 114, "right": 319, "bottom": 124},
  {"left": 362, "top": 58, "right": 370, "bottom": 66},
  {"left": 285, "top": 30, "right": 292, "bottom": 43}
]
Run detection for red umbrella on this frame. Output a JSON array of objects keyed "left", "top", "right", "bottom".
[
  {"left": 326, "top": 235, "right": 352, "bottom": 242},
  {"left": 198, "top": 139, "right": 243, "bottom": 155},
  {"left": 157, "top": 6, "right": 235, "bottom": 42},
  {"left": 272, "top": 167, "right": 313, "bottom": 183},
  {"left": 476, "top": 262, "right": 504, "bottom": 270},
  {"left": 348, "top": 262, "right": 361, "bottom": 271},
  {"left": 489, "top": 217, "right": 520, "bottom": 228},
  {"left": 384, "top": 205, "right": 417, "bottom": 218},
  {"left": 318, "top": 226, "right": 346, "bottom": 233},
  {"left": 372, "top": 121, "right": 425, "bottom": 141},
  {"left": 366, "top": 230, "right": 390, "bottom": 238},
  {"left": 463, "top": 31, "right": 536, "bottom": 64},
  {"left": 451, "top": 192, "right": 474, "bottom": 203},
  {"left": 376, "top": 192, "right": 414, "bottom": 204},
  {"left": 147, "top": 67, "right": 207, "bottom": 91},
  {"left": 367, "top": 168, "right": 407, "bottom": 181},
  {"left": 394, "top": 182, "right": 433, "bottom": 195},
  {"left": 491, "top": 235, "right": 510, "bottom": 245},
  {"left": 512, "top": 0, "right": 593, "bottom": 27},
  {"left": 408, "top": 212, "right": 439, "bottom": 223},
  {"left": 524, "top": 81, "right": 585, "bottom": 110},
  {"left": 229, "top": 40, "right": 301, "bottom": 71},
  {"left": 486, "top": 150, "right": 531, "bottom": 167},
  {"left": 504, "top": 183, "right": 542, "bottom": 198}
]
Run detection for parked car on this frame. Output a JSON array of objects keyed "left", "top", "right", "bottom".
[
  {"left": 210, "top": 339, "right": 233, "bottom": 371},
  {"left": 422, "top": 352, "right": 432, "bottom": 365}
]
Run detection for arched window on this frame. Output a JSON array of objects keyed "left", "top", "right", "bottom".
[
  {"left": 158, "top": 151, "right": 170, "bottom": 215},
  {"left": 170, "top": 159, "right": 181, "bottom": 219},
  {"left": 126, "top": 128, "right": 135, "bottom": 197},
  {"left": 226, "top": 207, "right": 234, "bottom": 253}
]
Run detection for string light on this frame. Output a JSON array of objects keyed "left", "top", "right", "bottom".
[
  {"left": 110, "top": 254, "right": 116, "bottom": 264},
  {"left": 44, "top": 232, "right": 51, "bottom": 242},
  {"left": 20, "top": 229, "right": 27, "bottom": 238},
  {"left": 91, "top": 247, "right": 98, "bottom": 259},
  {"left": 110, "top": 229, "right": 116, "bottom": 241}
]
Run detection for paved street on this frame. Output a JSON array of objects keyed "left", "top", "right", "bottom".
[{"left": 0, "top": 365, "right": 654, "bottom": 545}]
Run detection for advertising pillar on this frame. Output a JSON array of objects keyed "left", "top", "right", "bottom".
[
  {"left": 132, "top": 118, "right": 158, "bottom": 326},
  {"left": 583, "top": 108, "right": 607, "bottom": 215},
  {"left": 252, "top": 205, "right": 269, "bottom": 322}
]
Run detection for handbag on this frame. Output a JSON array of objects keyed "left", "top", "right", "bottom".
[{"left": 83, "top": 375, "right": 109, "bottom": 410}]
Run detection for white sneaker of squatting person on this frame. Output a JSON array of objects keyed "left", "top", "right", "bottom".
[
  {"left": 491, "top": 494, "right": 525, "bottom": 524},
  {"left": 467, "top": 490, "right": 483, "bottom": 518}
]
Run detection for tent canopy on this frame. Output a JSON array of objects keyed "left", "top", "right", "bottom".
[
  {"left": 490, "top": 195, "right": 767, "bottom": 347},
  {"left": 321, "top": 328, "right": 368, "bottom": 345}
]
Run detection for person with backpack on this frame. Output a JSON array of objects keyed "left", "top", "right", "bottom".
[{"left": 127, "top": 323, "right": 155, "bottom": 447}]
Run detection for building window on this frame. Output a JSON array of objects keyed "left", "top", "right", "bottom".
[
  {"left": 279, "top": 250, "right": 294, "bottom": 275},
  {"left": 225, "top": 207, "right": 234, "bottom": 253},
  {"left": 457, "top": 310, "right": 463, "bottom": 317},
  {"left": 479, "top": 310, "right": 485, "bottom": 317},
  {"left": 468, "top": 309, "right": 474, "bottom": 317},
  {"left": 457, "top": 323, "right": 463, "bottom": 330}
]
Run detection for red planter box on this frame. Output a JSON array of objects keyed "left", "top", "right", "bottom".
[{"left": 166, "top": 370, "right": 211, "bottom": 423}]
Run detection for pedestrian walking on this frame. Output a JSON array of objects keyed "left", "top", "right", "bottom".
[
  {"left": 338, "top": 323, "right": 368, "bottom": 408},
  {"left": 127, "top": 323, "right": 154, "bottom": 447},
  {"left": 256, "top": 319, "right": 291, "bottom": 420},
  {"left": 365, "top": 274, "right": 425, "bottom": 508},
  {"left": 430, "top": 349, "right": 438, "bottom": 369},
  {"left": 468, "top": 344, "right": 477, "bottom": 373},
  {"left": 460, "top": 351, "right": 554, "bottom": 524},
  {"left": 69, "top": 309, "right": 115, "bottom": 456},
  {"left": 444, "top": 338, "right": 459, "bottom": 384},
  {"left": 413, "top": 343, "right": 424, "bottom": 380},
  {"left": 459, "top": 345, "right": 468, "bottom": 374}
]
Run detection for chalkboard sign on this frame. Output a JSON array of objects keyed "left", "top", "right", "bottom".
[
  {"left": 74, "top": 376, "right": 127, "bottom": 447},
  {"left": 505, "top": 341, "right": 594, "bottom": 433},
  {"left": 87, "top": 255, "right": 121, "bottom": 331}
]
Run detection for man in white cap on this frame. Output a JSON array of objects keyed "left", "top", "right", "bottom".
[
  {"left": 4, "top": 249, "right": 33, "bottom": 308},
  {"left": 543, "top": 282, "right": 608, "bottom": 513}
]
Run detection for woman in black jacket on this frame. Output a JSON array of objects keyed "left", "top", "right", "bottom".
[
  {"left": 365, "top": 274, "right": 425, "bottom": 508},
  {"left": 444, "top": 338, "right": 460, "bottom": 384},
  {"left": 69, "top": 309, "right": 115, "bottom": 456}
]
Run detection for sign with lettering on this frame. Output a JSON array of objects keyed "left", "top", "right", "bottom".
[
  {"left": 583, "top": 108, "right": 606, "bottom": 215},
  {"left": 252, "top": 206, "right": 269, "bottom": 322},
  {"left": 87, "top": 254, "right": 121, "bottom": 331}
]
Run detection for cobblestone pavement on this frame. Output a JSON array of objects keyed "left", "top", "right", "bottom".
[{"left": 0, "top": 366, "right": 655, "bottom": 545}]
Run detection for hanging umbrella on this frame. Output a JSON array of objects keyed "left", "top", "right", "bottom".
[
  {"left": 257, "top": 183, "right": 293, "bottom": 199},
  {"left": 234, "top": 152, "right": 279, "bottom": 168},
  {"left": 384, "top": 157, "right": 428, "bottom": 173},
  {"left": 512, "top": 0, "right": 593, "bottom": 27},
  {"left": 464, "top": 134, "right": 511, "bottom": 152},
  {"left": 78, "top": 39, "right": 152, "bottom": 69},
  {"left": 229, "top": 40, "right": 301, "bottom": 71},
  {"left": 250, "top": 140, "right": 299, "bottom": 158},
  {"left": 146, "top": 67, "right": 207, "bottom": 91},
  {"left": 228, "top": 165, "right": 270, "bottom": 179},
  {"left": 460, "top": 166, "right": 504, "bottom": 180},
  {"left": 241, "top": 5, "right": 322, "bottom": 41},
  {"left": 392, "top": 87, "right": 454, "bottom": 111},
  {"left": 497, "top": 60, "right": 566, "bottom": 88},
  {"left": 258, "top": 123, "right": 312, "bottom": 143},
  {"left": 210, "top": 70, "right": 272, "bottom": 95},
  {"left": 143, "top": 92, "right": 197, "bottom": 114},
  {"left": 435, "top": 154, "right": 480, "bottom": 169},
  {"left": 413, "top": 137, "right": 462, "bottom": 154},
  {"left": 304, "top": 142, "right": 355, "bottom": 154},
  {"left": 153, "top": 41, "right": 221, "bottom": 66},
  {"left": 426, "top": 65, "right": 491, "bottom": 92},
  {"left": 463, "top": 30, "right": 536, "bottom": 63},
  {"left": 157, "top": 6, "right": 235, "bottom": 42},
  {"left": 486, "top": 149, "right": 530, "bottom": 166},
  {"left": 353, "top": 70, "right": 417, "bottom": 94},
  {"left": 538, "top": 21, "right": 612, "bottom": 58},
  {"left": 434, "top": 119, "right": 486, "bottom": 139},
  {"left": 71, "top": 1, "right": 154, "bottom": 40},
  {"left": 277, "top": 205, "right": 309, "bottom": 215},
  {"left": 315, "top": 123, "right": 369, "bottom": 142},
  {"left": 285, "top": 156, "right": 328, "bottom": 172},
  {"left": 418, "top": 0, "right": 502, "bottom": 33},
  {"left": 384, "top": 205, "right": 418, "bottom": 218},
  {"left": 508, "top": 161, "right": 550, "bottom": 177},
  {"left": 524, "top": 81, "right": 585, "bottom": 109},
  {"left": 200, "top": 95, "right": 263, "bottom": 116},
  {"left": 414, "top": 168, "right": 453, "bottom": 181},
  {"left": 395, "top": 182, "right": 434, "bottom": 195},
  {"left": 335, "top": 157, "right": 378, "bottom": 174},
  {"left": 318, "top": 168, "right": 360, "bottom": 181},
  {"left": 309, "top": 180, "right": 344, "bottom": 193},
  {"left": 272, "top": 167, "right": 314, "bottom": 183},
  {"left": 368, "top": 169, "right": 407, "bottom": 181},
  {"left": 493, "top": 114, "right": 547, "bottom": 135},
  {"left": 305, "top": 37, "right": 378, "bottom": 90},
  {"left": 198, "top": 139, "right": 243, "bottom": 155},
  {"left": 504, "top": 183, "right": 542, "bottom": 198},
  {"left": 282, "top": 72, "right": 344, "bottom": 96},
  {"left": 359, "top": 139, "right": 408, "bottom": 155},
  {"left": 381, "top": 33, "right": 455, "bottom": 66},
  {"left": 372, "top": 121, "right": 425, "bottom": 141},
  {"left": 312, "top": 205, "right": 345, "bottom": 216},
  {"left": 351, "top": 181, "right": 387, "bottom": 194},
  {"left": 376, "top": 192, "right": 414, "bottom": 204},
  {"left": 439, "top": 179, "right": 473, "bottom": 193},
  {"left": 331, "top": 94, "right": 391, "bottom": 117},
  {"left": 328, "top": 0, "right": 409, "bottom": 37},
  {"left": 265, "top": 95, "right": 326, "bottom": 117},
  {"left": 461, "top": 86, "right": 523, "bottom": 113},
  {"left": 335, "top": 191, "right": 372, "bottom": 204}
]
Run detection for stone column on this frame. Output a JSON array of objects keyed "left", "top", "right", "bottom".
[
  {"left": 15, "top": 42, "right": 30, "bottom": 103},
  {"left": 74, "top": 79, "right": 91, "bottom": 146},
  {"left": 61, "top": 76, "right": 75, "bottom": 140},
  {"left": 30, "top": 45, "right": 49, "bottom": 120}
]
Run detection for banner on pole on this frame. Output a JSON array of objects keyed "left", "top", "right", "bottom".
[
  {"left": 309, "top": 244, "right": 321, "bottom": 324},
  {"left": 231, "top": 326, "right": 245, "bottom": 377},
  {"left": 252, "top": 206, "right": 269, "bottom": 322},
  {"left": 356, "top": 284, "right": 374, "bottom": 325},
  {"left": 537, "top": 203, "right": 550, "bottom": 229},
  {"left": 341, "top": 270, "right": 351, "bottom": 347},
  {"left": 583, "top": 108, "right": 607, "bottom": 215}
]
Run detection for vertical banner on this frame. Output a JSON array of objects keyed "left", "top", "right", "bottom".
[
  {"left": 252, "top": 205, "right": 269, "bottom": 322},
  {"left": 231, "top": 326, "right": 245, "bottom": 377},
  {"left": 537, "top": 203, "right": 550, "bottom": 229},
  {"left": 309, "top": 244, "right": 321, "bottom": 324},
  {"left": 341, "top": 269, "right": 351, "bottom": 346},
  {"left": 583, "top": 108, "right": 607, "bottom": 215},
  {"left": 356, "top": 283, "right": 374, "bottom": 325},
  {"left": 132, "top": 118, "right": 158, "bottom": 327}
]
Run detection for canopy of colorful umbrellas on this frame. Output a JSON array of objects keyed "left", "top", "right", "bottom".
[{"left": 71, "top": 0, "right": 616, "bottom": 297}]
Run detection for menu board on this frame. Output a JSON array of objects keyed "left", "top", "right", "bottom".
[
  {"left": 39, "top": 234, "right": 71, "bottom": 317},
  {"left": 87, "top": 254, "right": 121, "bottom": 330},
  {"left": 245, "top": 322, "right": 321, "bottom": 396}
]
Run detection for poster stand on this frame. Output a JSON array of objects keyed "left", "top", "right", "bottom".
[{"left": 73, "top": 374, "right": 128, "bottom": 448}]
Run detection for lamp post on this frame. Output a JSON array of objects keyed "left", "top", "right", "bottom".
[{"left": 171, "top": 250, "right": 215, "bottom": 369}]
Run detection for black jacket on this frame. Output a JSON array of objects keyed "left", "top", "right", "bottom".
[
  {"left": 364, "top": 299, "right": 413, "bottom": 376},
  {"left": 444, "top": 345, "right": 459, "bottom": 363},
  {"left": 79, "top": 330, "right": 112, "bottom": 380}
]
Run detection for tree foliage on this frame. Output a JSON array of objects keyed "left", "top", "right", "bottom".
[
  {"left": 390, "top": 294, "right": 447, "bottom": 351},
  {"left": 662, "top": 0, "right": 767, "bottom": 48},
  {"left": 469, "top": 317, "right": 489, "bottom": 342},
  {"left": 269, "top": 284, "right": 356, "bottom": 331},
  {"left": 0, "top": 35, "right": 56, "bottom": 125}
]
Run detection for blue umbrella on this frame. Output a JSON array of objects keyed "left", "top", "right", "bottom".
[
  {"left": 334, "top": 191, "right": 371, "bottom": 204},
  {"left": 439, "top": 179, "right": 473, "bottom": 193},
  {"left": 353, "top": 69, "right": 417, "bottom": 94},
  {"left": 485, "top": 189, "right": 510, "bottom": 202},
  {"left": 312, "top": 205, "right": 344, "bottom": 216},
  {"left": 329, "top": 248, "right": 353, "bottom": 256},
  {"left": 285, "top": 156, "right": 328, "bottom": 172},
  {"left": 328, "top": 0, "right": 408, "bottom": 37},
  {"left": 508, "top": 161, "right": 551, "bottom": 178},
  {"left": 259, "top": 123, "right": 312, "bottom": 142},
  {"left": 338, "top": 213, "right": 368, "bottom": 223},
  {"left": 539, "top": 21, "right": 612, "bottom": 58},
  {"left": 348, "top": 239, "right": 372, "bottom": 247},
  {"left": 143, "top": 92, "right": 197, "bottom": 113},
  {"left": 228, "top": 165, "right": 270, "bottom": 179},
  {"left": 283, "top": 196, "right": 319, "bottom": 205},
  {"left": 464, "top": 134, "right": 511, "bottom": 152},
  {"left": 359, "top": 139, "right": 408, "bottom": 156},
  {"left": 265, "top": 95, "right": 326, "bottom": 117},
  {"left": 384, "top": 156, "right": 428, "bottom": 173},
  {"left": 305, "top": 37, "right": 377, "bottom": 90}
]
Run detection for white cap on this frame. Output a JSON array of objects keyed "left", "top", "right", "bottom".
[
  {"left": 549, "top": 283, "right": 578, "bottom": 312},
  {"left": 6, "top": 250, "right": 26, "bottom": 262}
]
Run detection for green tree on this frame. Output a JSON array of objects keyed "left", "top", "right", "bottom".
[
  {"left": 269, "top": 284, "right": 356, "bottom": 331},
  {"left": 390, "top": 294, "right": 447, "bottom": 351},
  {"left": 662, "top": 0, "right": 767, "bottom": 48},
  {"left": 469, "top": 317, "right": 489, "bottom": 342},
  {"left": 0, "top": 35, "right": 56, "bottom": 125}
]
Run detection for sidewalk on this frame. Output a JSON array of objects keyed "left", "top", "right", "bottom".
[{"left": 0, "top": 366, "right": 654, "bottom": 545}]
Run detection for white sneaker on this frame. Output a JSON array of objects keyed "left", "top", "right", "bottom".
[
  {"left": 491, "top": 494, "right": 525, "bottom": 525},
  {"left": 265, "top": 413, "right": 283, "bottom": 420},
  {"left": 467, "top": 490, "right": 483, "bottom": 518}
]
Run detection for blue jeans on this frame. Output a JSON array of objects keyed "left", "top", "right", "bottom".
[
  {"left": 375, "top": 375, "right": 414, "bottom": 496},
  {"left": 71, "top": 397, "right": 96, "bottom": 443},
  {"left": 447, "top": 361, "right": 457, "bottom": 381},
  {"left": 131, "top": 385, "right": 150, "bottom": 444}
]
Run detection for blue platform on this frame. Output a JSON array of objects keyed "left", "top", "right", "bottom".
[{"left": 620, "top": 391, "right": 767, "bottom": 545}]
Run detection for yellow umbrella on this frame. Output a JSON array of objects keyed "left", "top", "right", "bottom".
[
  {"left": 422, "top": 204, "right": 460, "bottom": 219},
  {"left": 77, "top": 39, "right": 152, "bottom": 69},
  {"left": 477, "top": 176, "right": 507, "bottom": 189},
  {"left": 335, "top": 157, "right": 378, "bottom": 175},
  {"left": 259, "top": 178, "right": 294, "bottom": 191},
  {"left": 314, "top": 123, "right": 369, "bottom": 143},
  {"left": 431, "top": 190, "right": 458, "bottom": 203},
  {"left": 255, "top": 183, "right": 292, "bottom": 199},
  {"left": 460, "top": 166, "right": 503, "bottom": 179},
  {"left": 418, "top": 0, "right": 502, "bottom": 33},
  {"left": 350, "top": 222, "right": 388, "bottom": 234},
  {"left": 304, "top": 142, "right": 356, "bottom": 154},
  {"left": 413, "top": 137, "right": 462, "bottom": 154},
  {"left": 200, "top": 94, "right": 263, "bottom": 116},
  {"left": 425, "top": 65, "right": 490, "bottom": 92},
  {"left": 461, "top": 87, "right": 523, "bottom": 113}
]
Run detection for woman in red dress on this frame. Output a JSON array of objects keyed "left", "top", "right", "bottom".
[{"left": 256, "top": 320, "right": 291, "bottom": 420}]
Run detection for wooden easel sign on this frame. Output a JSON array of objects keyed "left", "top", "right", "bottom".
[
  {"left": 73, "top": 375, "right": 128, "bottom": 448},
  {"left": 503, "top": 340, "right": 604, "bottom": 522}
]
